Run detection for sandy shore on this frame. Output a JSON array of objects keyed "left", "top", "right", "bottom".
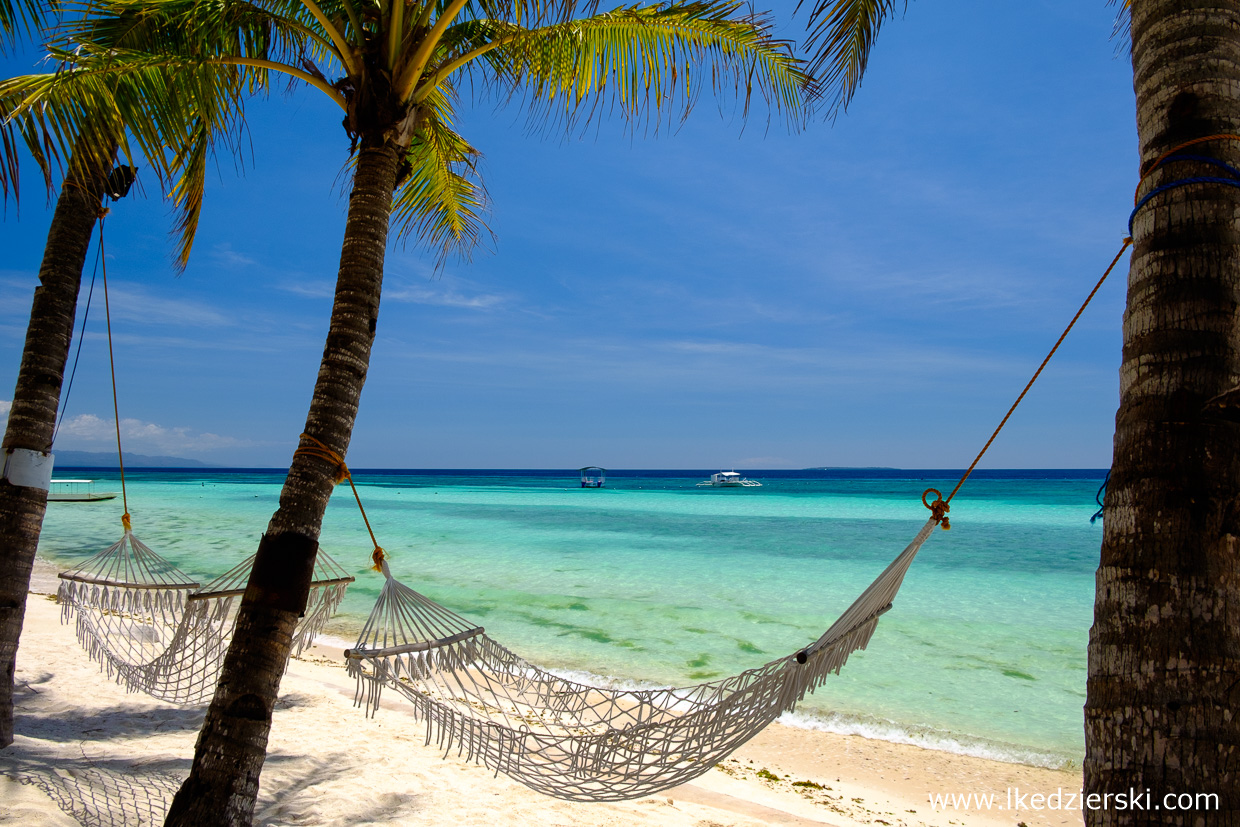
[{"left": 1, "top": 558, "right": 1083, "bottom": 826}]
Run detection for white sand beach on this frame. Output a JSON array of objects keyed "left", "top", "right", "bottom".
[{"left": 1, "top": 558, "right": 1083, "bottom": 827}]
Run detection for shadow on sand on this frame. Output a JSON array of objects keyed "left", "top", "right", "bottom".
[
  {"left": 3, "top": 678, "right": 404, "bottom": 826},
  {"left": 6, "top": 744, "right": 185, "bottom": 827}
]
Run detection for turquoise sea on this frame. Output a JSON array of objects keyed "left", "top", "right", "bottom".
[{"left": 36, "top": 468, "right": 1104, "bottom": 770}]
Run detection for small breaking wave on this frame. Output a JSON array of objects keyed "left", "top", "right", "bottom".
[{"left": 777, "top": 709, "right": 1078, "bottom": 771}]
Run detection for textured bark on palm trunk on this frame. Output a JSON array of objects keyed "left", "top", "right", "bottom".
[
  {"left": 164, "top": 138, "right": 402, "bottom": 827},
  {"left": 0, "top": 152, "right": 110, "bottom": 748},
  {"left": 1085, "top": 1, "right": 1240, "bottom": 823}
]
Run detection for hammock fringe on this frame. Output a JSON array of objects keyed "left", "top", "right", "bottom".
[
  {"left": 345, "top": 517, "right": 936, "bottom": 801},
  {"left": 59, "top": 535, "right": 353, "bottom": 705}
]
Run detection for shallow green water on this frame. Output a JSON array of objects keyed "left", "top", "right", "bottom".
[{"left": 38, "top": 468, "right": 1103, "bottom": 768}]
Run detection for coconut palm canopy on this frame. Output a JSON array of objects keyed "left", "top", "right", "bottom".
[
  {"left": 0, "top": 54, "right": 247, "bottom": 261},
  {"left": 8, "top": 1, "right": 816, "bottom": 820},
  {"left": 41, "top": 0, "right": 810, "bottom": 261}
]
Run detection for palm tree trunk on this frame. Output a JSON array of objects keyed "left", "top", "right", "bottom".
[
  {"left": 0, "top": 150, "right": 111, "bottom": 748},
  {"left": 1085, "top": 1, "right": 1240, "bottom": 823},
  {"left": 164, "top": 137, "right": 403, "bottom": 827}
]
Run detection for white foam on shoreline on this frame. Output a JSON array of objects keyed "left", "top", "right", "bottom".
[
  {"left": 777, "top": 709, "right": 1078, "bottom": 771},
  {"left": 542, "top": 664, "right": 1078, "bottom": 770},
  {"left": 308, "top": 631, "right": 356, "bottom": 652}
]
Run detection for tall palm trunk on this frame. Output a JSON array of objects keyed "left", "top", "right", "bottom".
[
  {"left": 1085, "top": 1, "right": 1240, "bottom": 822},
  {"left": 164, "top": 137, "right": 403, "bottom": 827},
  {"left": 0, "top": 149, "right": 111, "bottom": 748}
]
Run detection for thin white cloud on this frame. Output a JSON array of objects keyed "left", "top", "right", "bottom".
[
  {"left": 386, "top": 333, "right": 1038, "bottom": 396},
  {"left": 273, "top": 277, "right": 507, "bottom": 309},
  {"left": 385, "top": 284, "right": 506, "bottom": 309},
  {"left": 54, "top": 412, "right": 254, "bottom": 457},
  {"left": 208, "top": 243, "right": 258, "bottom": 268},
  {"left": 103, "top": 282, "right": 232, "bottom": 328},
  {"left": 0, "top": 278, "right": 33, "bottom": 325},
  {"left": 65, "top": 328, "right": 299, "bottom": 355},
  {"left": 275, "top": 279, "right": 336, "bottom": 299}
]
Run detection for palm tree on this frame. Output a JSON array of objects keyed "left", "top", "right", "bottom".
[
  {"left": 801, "top": 0, "right": 1240, "bottom": 820},
  {"left": 63, "top": 0, "right": 810, "bottom": 821},
  {"left": 0, "top": 50, "right": 245, "bottom": 747},
  {"left": 1086, "top": 2, "right": 1240, "bottom": 821},
  {"left": 0, "top": 0, "right": 103, "bottom": 754},
  {"left": 0, "top": 134, "right": 110, "bottom": 751}
]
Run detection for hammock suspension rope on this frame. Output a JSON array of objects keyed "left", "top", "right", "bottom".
[
  {"left": 334, "top": 235, "right": 1127, "bottom": 799},
  {"left": 62, "top": 140, "right": 1201, "bottom": 787},
  {"left": 56, "top": 228, "right": 354, "bottom": 704}
]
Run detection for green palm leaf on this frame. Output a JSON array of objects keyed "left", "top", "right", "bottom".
[
  {"left": 0, "top": 54, "right": 246, "bottom": 265},
  {"left": 798, "top": 0, "right": 900, "bottom": 116},
  {"left": 429, "top": 1, "right": 810, "bottom": 128},
  {"left": 391, "top": 90, "right": 490, "bottom": 262},
  {"left": 0, "top": 0, "right": 47, "bottom": 52}
]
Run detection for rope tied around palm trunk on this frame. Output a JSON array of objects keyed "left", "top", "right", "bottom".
[
  {"left": 294, "top": 434, "right": 386, "bottom": 568},
  {"left": 1128, "top": 133, "right": 1240, "bottom": 234}
]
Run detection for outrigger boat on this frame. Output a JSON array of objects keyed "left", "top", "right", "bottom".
[{"left": 697, "top": 471, "right": 761, "bottom": 488}]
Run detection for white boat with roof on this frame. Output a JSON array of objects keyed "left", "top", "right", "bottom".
[
  {"left": 47, "top": 479, "right": 119, "bottom": 502},
  {"left": 697, "top": 471, "right": 761, "bottom": 488}
]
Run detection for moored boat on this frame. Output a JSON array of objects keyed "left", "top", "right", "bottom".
[
  {"left": 696, "top": 471, "right": 761, "bottom": 488},
  {"left": 579, "top": 466, "right": 607, "bottom": 488}
]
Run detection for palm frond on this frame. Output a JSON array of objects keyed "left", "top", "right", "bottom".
[
  {"left": 56, "top": 0, "right": 345, "bottom": 88},
  {"left": 167, "top": 116, "right": 211, "bottom": 266},
  {"left": 0, "top": 54, "right": 247, "bottom": 267},
  {"left": 431, "top": 0, "right": 811, "bottom": 132},
  {"left": 798, "top": 0, "right": 901, "bottom": 116},
  {"left": 1109, "top": 0, "right": 1131, "bottom": 53},
  {"left": 391, "top": 93, "right": 491, "bottom": 263},
  {"left": 0, "top": 66, "right": 128, "bottom": 199},
  {"left": 0, "top": 0, "right": 47, "bottom": 53},
  {"left": 473, "top": 0, "right": 582, "bottom": 31}
]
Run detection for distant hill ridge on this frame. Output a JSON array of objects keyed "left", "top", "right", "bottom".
[{"left": 53, "top": 450, "right": 213, "bottom": 468}]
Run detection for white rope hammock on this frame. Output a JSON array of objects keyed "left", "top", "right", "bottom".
[
  {"left": 346, "top": 517, "right": 938, "bottom": 801},
  {"left": 58, "top": 531, "right": 353, "bottom": 704}
]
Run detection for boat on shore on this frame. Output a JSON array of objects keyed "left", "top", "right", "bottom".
[
  {"left": 697, "top": 471, "right": 762, "bottom": 488},
  {"left": 47, "top": 479, "right": 118, "bottom": 502}
]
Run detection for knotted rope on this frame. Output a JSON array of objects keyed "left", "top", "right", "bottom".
[
  {"left": 914, "top": 139, "right": 1231, "bottom": 528},
  {"left": 921, "top": 488, "right": 950, "bottom": 530},
  {"left": 294, "top": 434, "right": 386, "bottom": 569}
]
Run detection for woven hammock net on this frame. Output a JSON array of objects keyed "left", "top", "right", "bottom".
[
  {"left": 58, "top": 531, "right": 353, "bottom": 705},
  {"left": 346, "top": 517, "right": 937, "bottom": 802}
]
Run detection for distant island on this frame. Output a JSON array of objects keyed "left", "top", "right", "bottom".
[
  {"left": 53, "top": 450, "right": 214, "bottom": 468},
  {"left": 802, "top": 466, "right": 899, "bottom": 471}
]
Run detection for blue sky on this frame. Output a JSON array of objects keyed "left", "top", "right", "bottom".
[{"left": 1, "top": 0, "right": 1135, "bottom": 469}]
